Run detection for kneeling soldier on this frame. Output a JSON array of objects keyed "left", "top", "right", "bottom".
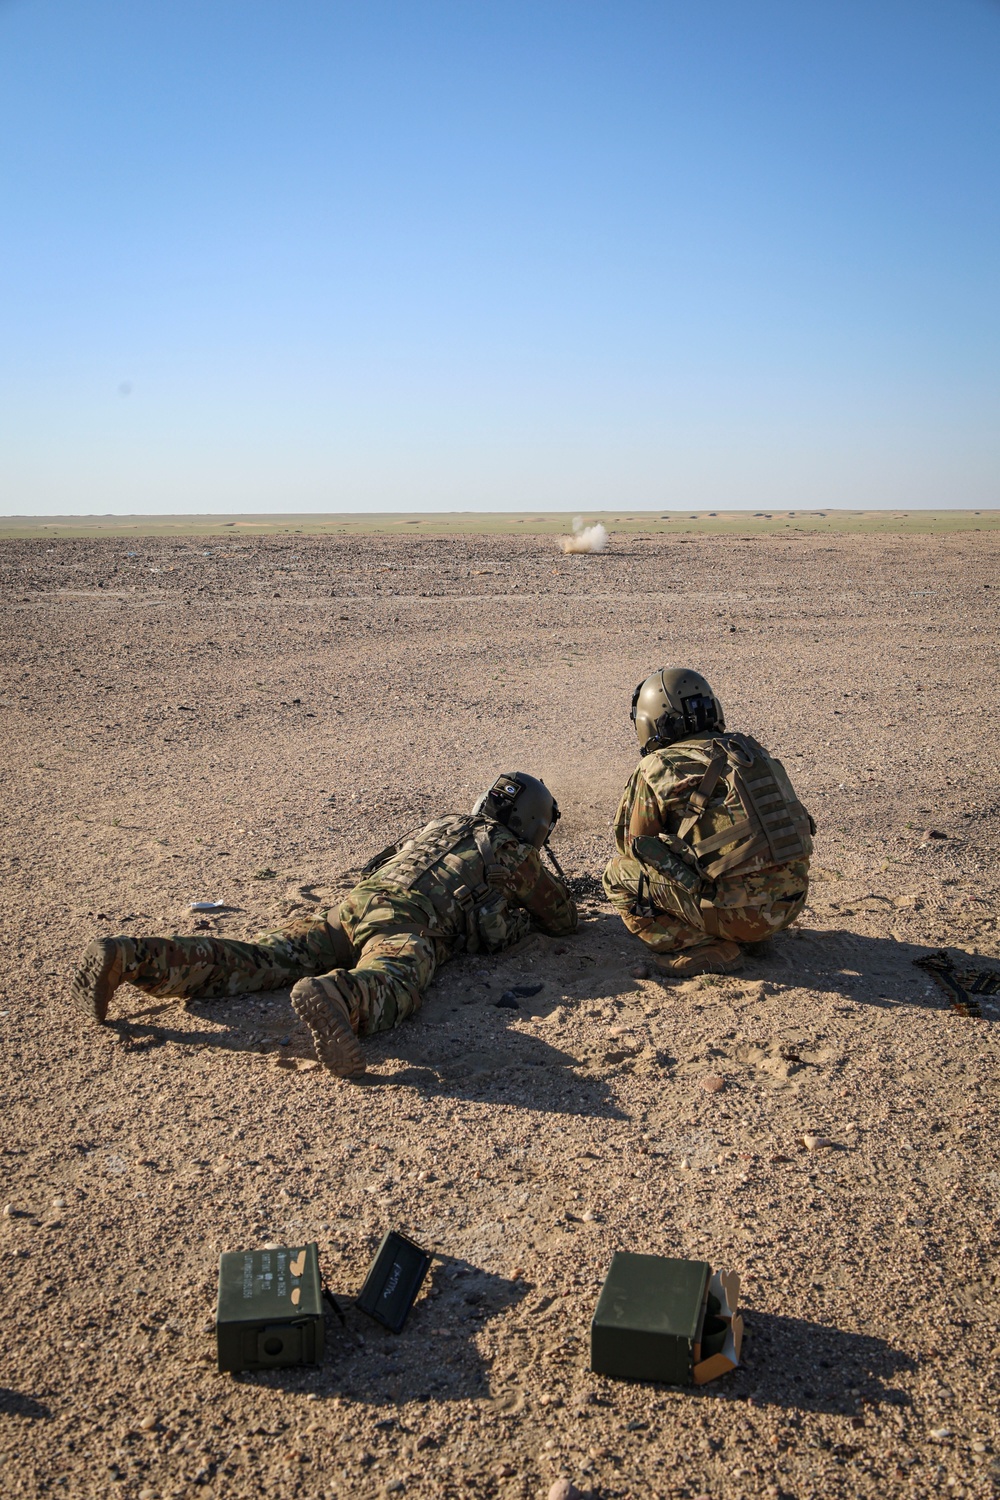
[
  {"left": 604, "top": 669, "right": 814, "bottom": 977},
  {"left": 72, "top": 772, "right": 576, "bottom": 1078}
]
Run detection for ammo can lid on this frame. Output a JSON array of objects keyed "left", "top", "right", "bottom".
[
  {"left": 217, "top": 1243, "right": 323, "bottom": 1326},
  {"left": 592, "top": 1253, "right": 711, "bottom": 1339},
  {"left": 356, "top": 1230, "right": 432, "bottom": 1333}
]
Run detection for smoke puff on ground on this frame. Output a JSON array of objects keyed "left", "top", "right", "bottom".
[{"left": 561, "top": 519, "right": 609, "bottom": 554}]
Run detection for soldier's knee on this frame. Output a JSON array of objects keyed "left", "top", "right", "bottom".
[{"left": 768, "top": 895, "right": 806, "bottom": 933}]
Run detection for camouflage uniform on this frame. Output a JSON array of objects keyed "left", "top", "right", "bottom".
[
  {"left": 98, "top": 814, "right": 577, "bottom": 1035},
  {"left": 603, "top": 736, "right": 812, "bottom": 953}
]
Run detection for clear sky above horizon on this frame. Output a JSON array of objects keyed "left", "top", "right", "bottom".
[{"left": 1, "top": 0, "right": 998, "bottom": 516}]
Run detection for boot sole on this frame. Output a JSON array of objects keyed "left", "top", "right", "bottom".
[
  {"left": 654, "top": 948, "right": 744, "bottom": 979},
  {"left": 291, "top": 979, "right": 365, "bottom": 1079},
  {"left": 71, "top": 939, "right": 123, "bottom": 1025}
]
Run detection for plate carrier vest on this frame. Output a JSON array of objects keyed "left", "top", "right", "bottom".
[
  {"left": 361, "top": 814, "right": 510, "bottom": 949},
  {"left": 675, "top": 733, "right": 813, "bottom": 880}
]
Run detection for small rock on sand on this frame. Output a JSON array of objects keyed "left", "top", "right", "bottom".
[
  {"left": 548, "top": 1482, "right": 583, "bottom": 1500},
  {"left": 803, "top": 1133, "right": 835, "bottom": 1151},
  {"left": 702, "top": 1075, "right": 726, "bottom": 1092}
]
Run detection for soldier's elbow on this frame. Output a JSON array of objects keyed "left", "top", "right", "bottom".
[{"left": 533, "top": 909, "right": 577, "bottom": 936}]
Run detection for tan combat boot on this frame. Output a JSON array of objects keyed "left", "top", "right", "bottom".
[
  {"left": 291, "top": 973, "right": 365, "bottom": 1079},
  {"left": 653, "top": 940, "right": 743, "bottom": 978},
  {"left": 72, "top": 937, "right": 140, "bottom": 1023}
]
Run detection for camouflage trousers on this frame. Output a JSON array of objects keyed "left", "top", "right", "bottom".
[
  {"left": 118, "top": 879, "right": 445, "bottom": 1037},
  {"left": 603, "top": 854, "right": 808, "bottom": 953}
]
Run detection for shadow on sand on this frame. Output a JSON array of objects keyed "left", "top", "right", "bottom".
[
  {"left": 707, "top": 1310, "right": 916, "bottom": 1415},
  {"left": 234, "top": 1255, "right": 528, "bottom": 1407},
  {"left": 111, "top": 984, "right": 627, "bottom": 1119},
  {"left": 240, "top": 1296, "right": 914, "bottom": 1425},
  {"left": 0, "top": 1388, "right": 51, "bottom": 1420},
  {"left": 743, "top": 927, "right": 1000, "bottom": 1020}
]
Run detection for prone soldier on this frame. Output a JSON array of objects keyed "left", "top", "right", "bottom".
[
  {"left": 603, "top": 669, "right": 814, "bottom": 976},
  {"left": 72, "top": 772, "right": 576, "bottom": 1078}
]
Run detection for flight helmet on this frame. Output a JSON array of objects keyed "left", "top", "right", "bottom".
[
  {"left": 630, "top": 667, "right": 725, "bottom": 754},
  {"left": 472, "top": 771, "right": 560, "bottom": 849}
]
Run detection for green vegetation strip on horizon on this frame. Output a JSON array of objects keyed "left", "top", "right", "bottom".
[{"left": 1, "top": 510, "right": 997, "bottom": 539}]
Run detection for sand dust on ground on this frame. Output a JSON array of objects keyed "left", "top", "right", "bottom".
[{"left": 1, "top": 529, "right": 998, "bottom": 1499}]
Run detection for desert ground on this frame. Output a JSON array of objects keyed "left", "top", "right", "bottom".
[{"left": 1, "top": 522, "right": 998, "bottom": 1500}]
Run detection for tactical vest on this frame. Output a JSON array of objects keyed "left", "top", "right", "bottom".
[
  {"left": 674, "top": 733, "right": 813, "bottom": 880},
  {"left": 362, "top": 815, "right": 529, "bottom": 953}
]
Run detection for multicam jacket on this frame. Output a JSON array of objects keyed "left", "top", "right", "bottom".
[
  {"left": 364, "top": 814, "right": 577, "bottom": 953},
  {"left": 610, "top": 734, "right": 813, "bottom": 911}
]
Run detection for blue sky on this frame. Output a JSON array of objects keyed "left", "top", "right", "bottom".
[{"left": 1, "top": 0, "right": 998, "bottom": 515}]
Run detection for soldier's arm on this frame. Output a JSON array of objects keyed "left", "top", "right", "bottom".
[
  {"left": 504, "top": 848, "right": 578, "bottom": 934},
  {"left": 638, "top": 760, "right": 704, "bottom": 839},
  {"left": 625, "top": 765, "right": 698, "bottom": 843},
  {"left": 625, "top": 775, "right": 666, "bottom": 844},
  {"left": 627, "top": 760, "right": 707, "bottom": 878}
]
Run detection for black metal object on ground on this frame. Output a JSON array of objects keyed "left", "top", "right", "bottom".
[
  {"left": 494, "top": 981, "right": 544, "bottom": 1009},
  {"left": 914, "top": 951, "right": 1000, "bottom": 1018},
  {"left": 356, "top": 1231, "right": 432, "bottom": 1333}
]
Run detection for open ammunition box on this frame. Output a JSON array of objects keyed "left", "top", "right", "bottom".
[
  {"left": 590, "top": 1253, "right": 742, "bottom": 1386},
  {"left": 216, "top": 1242, "right": 325, "bottom": 1373},
  {"left": 356, "top": 1230, "right": 432, "bottom": 1333}
]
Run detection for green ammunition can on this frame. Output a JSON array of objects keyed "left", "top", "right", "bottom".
[
  {"left": 216, "top": 1243, "right": 325, "bottom": 1373},
  {"left": 591, "top": 1253, "right": 711, "bottom": 1385}
]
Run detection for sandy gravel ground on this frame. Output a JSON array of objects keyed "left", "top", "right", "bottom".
[{"left": 1, "top": 529, "right": 998, "bottom": 1500}]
